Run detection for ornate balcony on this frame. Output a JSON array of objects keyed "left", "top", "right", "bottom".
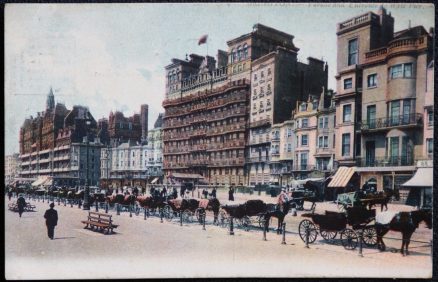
[
  {"left": 356, "top": 156, "right": 414, "bottom": 167},
  {"left": 249, "top": 118, "right": 271, "bottom": 128},
  {"left": 360, "top": 114, "right": 423, "bottom": 132},
  {"left": 290, "top": 164, "right": 316, "bottom": 172},
  {"left": 245, "top": 156, "right": 270, "bottom": 163}
]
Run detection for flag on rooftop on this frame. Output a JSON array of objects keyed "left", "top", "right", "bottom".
[{"left": 198, "top": 34, "right": 208, "bottom": 45}]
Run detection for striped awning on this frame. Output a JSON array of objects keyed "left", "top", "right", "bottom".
[
  {"left": 401, "top": 168, "right": 432, "bottom": 187},
  {"left": 327, "top": 167, "right": 356, "bottom": 188},
  {"left": 32, "top": 176, "right": 49, "bottom": 187}
]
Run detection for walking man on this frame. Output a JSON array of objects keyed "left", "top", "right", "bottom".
[
  {"left": 210, "top": 187, "right": 217, "bottom": 199},
  {"left": 44, "top": 203, "right": 58, "bottom": 240},
  {"left": 17, "top": 195, "right": 26, "bottom": 218},
  {"left": 8, "top": 190, "right": 13, "bottom": 201},
  {"left": 228, "top": 186, "right": 235, "bottom": 201}
]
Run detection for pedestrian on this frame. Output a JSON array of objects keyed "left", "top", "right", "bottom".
[
  {"left": 172, "top": 187, "right": 178, "bottom": 199},
  {"left": 44, "top": 203, "right": 58, "bottom": 240},
  {"left": 8, "top": 190, "right": 13, "bottom": 201},
  {"left": 210, "top": 187, "right": 217, "bottom": 199},
  {"left": 277, "top": 188, "right": 289, "bottom": 213},
  {"left": 185, "top": 188, "right": 191, "bottom": 199},
  {"left": 161, "top": 186, "right": 167, "bottom": 197},
  {"left": 202, "top": 189, "right": 208, "bottom": 199},
  {"left": 17, "top": 195, "right": 26, "bottom": 218},
  {"left": 228, "top": 186, "right": 234, "bottom": 201}
]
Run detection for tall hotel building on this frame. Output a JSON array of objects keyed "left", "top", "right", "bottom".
[{"left": 162, "top": 24, "right": 327, "bottom": 185}]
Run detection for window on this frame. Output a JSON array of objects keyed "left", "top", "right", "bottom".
[
  {"left": 390, "top": 100, "right": 400, "bottom": 126},
  {"left": 367, "top": 74, "right": 377, "bottom": 88},
  {"left": 344, "top": 78, "right": 353, "bottom": 89},
  {"left": 404, "top": 63, "right": 413, "bottom": 77},
  {"left": 267, "top": 84, "right": 271, "bottom": 94},
  {"left": 301, "top": 135, "right": 308, "bottom": 146},
  {"left": 243, "top": 44, "right": 248, "bottom": 59},
  {"left": 268, "top": 68, "right": 271, "bottom": 76},
  {"left": 367, "top": 105, "right": 376, "bottom": 129},
  {"left": 390, "top": 63, "right": 413, "bottom": 79},
  {"left": 348, "top": 39, "right": 358, "bottom": 65},
  {"left": 318, "top": 136, "right": 328, "bottom": 148},
  {"left": 301, "top": 118, "right": 308, "bottom": 128},
  {"left": 402, "top": 100, "right": 413, "bottom": 124},
  {"left": 319, "top": 117, "right": 328, "bottom": 128},
  {"left": 287, "top": 144, "right": 292, "bottom": 152},
  {"left": 296, "top": 136, "right": 299, "bottom": 147},
  {"left": 342, "top": 133, "right": 350, "bottom": 156},
  {"left": 237, "top": 46, "right": 242, "bottom": 61},
  {"left": 428, "top": 110, "right": 433, "bottom": 126},
  {"left": 232, "top": 49, "right": 237, "bottom": 62},
  {"left": 238, "top": 64, "right": 242, "bottom": 72},
  {"left": 254, "top": 73, "right": 257, "bottom": 81},
  {"left": 427, "top": 139, "right": 433, "bottom": 155},
  {"left": 343, "top": 104, "right": 352, "bottom": 122},
  {"left": 300, "top": 103, "right": 307, "bottom": 112},
  {"left": 261, "top": 71, "right": 264, "bottom": 78},
  {"left": 300, "top": 153, "right": 308, "bottom": 169},
  {"left": 287, "top": 128, "right": 292, "bottom": 137}
]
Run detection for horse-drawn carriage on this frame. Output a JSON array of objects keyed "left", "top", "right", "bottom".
[
  {"left": 336, "top": 189, "right": 397, "bottom": 212},
  {"left": 162, "top": 198, "right": 220, "bottom": 224},
  {"left": 219, "top": 200, "right": 270, "bottom": 230},
  {"left": 298, "top": 206, "right": 377, "bottom": 250}
]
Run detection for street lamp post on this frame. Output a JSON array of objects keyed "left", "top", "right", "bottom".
[{"left": 83, "top": 120, "right": 91, "bottom": 210}]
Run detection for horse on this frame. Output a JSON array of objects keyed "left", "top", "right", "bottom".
[
  {"left": 197, "top": 198, "right": 221, "bottom": 224},
  {"left": 364, "top": 189, "right": 398, "bottom": 211},
  {"left": 263, "top": 200, "right": 294, "bottom": 234},
  {"left": 375, "top": 209, "right": 432, "bottom": 256}
]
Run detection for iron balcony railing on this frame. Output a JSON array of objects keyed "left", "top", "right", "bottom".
[
  {"left": 290, "top": 164, "right": 316, "bottom": 171},
  {"left": 245, "top": 156, "right": 270, "bottom": 163},
  {"left": 356, "top": 156, "right": 415, "bottom": 167},
  {"left": 361, "top": 113, "right": 423, "bottom": 131}
]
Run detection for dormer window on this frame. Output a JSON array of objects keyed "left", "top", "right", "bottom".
[{"left": 300, "top": 103, "right": 307, "bottom": 112}]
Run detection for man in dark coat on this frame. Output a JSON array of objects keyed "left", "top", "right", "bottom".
[
  {"left": 210, "top": 187, "right": 217, "bottom": 199},
  {"left": 8, "top": 190, "right": 12, "bottom": 201},
  {"left": 44, "top": 203, "right": 58, "bottom": 240},
  {"left": 228, "top": 186, "right": 235, "bottom": 201},
  {"left": 17, "top": 195, "right": 26, "bottom": 218}
]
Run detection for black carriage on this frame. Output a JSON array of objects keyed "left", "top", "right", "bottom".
[
  {"left": 219, "top": 200, "right": 268, "bottom": 230},
  {"left": 162, "top": 199, "right": 205, "bottom": 224},
  {"left": 298, "top": 206, "right": 377, "bottom": 250}
]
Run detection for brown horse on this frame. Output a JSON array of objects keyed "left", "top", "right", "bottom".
[
  {"left": 365, "top": 189, "right": 398, "bottom": 211},
  {"left": 376, "top": 209, "right": 432, "bottom": 256},
  {"left": 264, "top": 200, "right": 293, "bottom": 234},
  {"left": 198, "top": 198, "right": 221, "bottom": 224}
]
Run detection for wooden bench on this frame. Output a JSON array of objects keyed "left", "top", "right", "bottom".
[
  {"left": 81, "top": 211, "right": 118, "bottom": 234},
  {"left": 25, "top": 203, "right": 36, "bottom": 211},
  {"left": 8, "top": 203, "right": 18, "bottom": 211}
]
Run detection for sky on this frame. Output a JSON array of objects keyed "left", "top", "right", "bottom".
[{"left": 4, "top": 3, "right": 434, "bottom": 155}]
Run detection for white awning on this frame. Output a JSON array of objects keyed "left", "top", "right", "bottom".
[
  {"left": 151, "top": 177, "right": 159, "bottom": 184},
  {"left": 32, "top": 176, "right": 48, "bottom": 187},
  {"left": 401, "top": 167, "right": 433, "bottom": 187},
  {"left": 327, "top": 167, "right": 356, "bottom": 188}
]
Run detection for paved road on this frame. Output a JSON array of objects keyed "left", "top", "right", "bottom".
[{"left": 5, "top": 197, "right": 432, "bottom": 279}]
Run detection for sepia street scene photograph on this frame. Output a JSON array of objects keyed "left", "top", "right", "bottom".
[{"left": 4, "top": 2, "right": 434, "bottom": 279}]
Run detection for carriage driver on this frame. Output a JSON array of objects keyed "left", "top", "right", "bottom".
[{"left": 277, "top": 188, "right": 289, "bottom": 213}]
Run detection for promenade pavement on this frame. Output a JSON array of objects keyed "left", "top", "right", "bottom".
[{"left": 5, "top": 195, "right": 432, "bottom": 279}]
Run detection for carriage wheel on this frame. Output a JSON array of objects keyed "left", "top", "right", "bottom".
[
  {"left": 195, "top": 208, "right": 206, "bottom": 224},
  {"left": 237, "top": 216, "right": 250, "bottom": 231},
  {"left": 162, "top": 205, "right": 173, "bottom": 221},
  {"left": 340, "top": 229, "right": 358, "bottom": 250},
  {"left": 182, "top": 210, "right": 194, "bottom": 223},
  {"left": 219, "top": 210, "right": 229, "bottom": 228},
  {"left": 320, "top": 230, "right": 337, "bottom": 241},
  {"left": 257, "top": 215, "right": 266, "bottom": 228},
  {"left": 362, "top": 227, "right": 377, "bottom": 247},
  {"left": 298, "top": 219, "right": 318, "bottom": 244}
]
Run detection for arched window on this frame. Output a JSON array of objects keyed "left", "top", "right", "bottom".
[
  {"left": 237, "top": 46, "right": 242, "bottom": 61},
  {"left": 243, "top": 44, "right": 248, "bottom": 59},
  {"left": 233, "top": 49, "right": 237, "bottom": 62}
]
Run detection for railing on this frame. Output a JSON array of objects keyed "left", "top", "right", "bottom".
[
  {"left": 189, "top": 144, "right": 208, "bottom": 151},
  {"left": 206, "top": 107, "right": 247, "bottom": 121},
  {"left": 163, "top": 147, "right": 190, "bottom": 154},
  {"left": 360, "top": 114, "right": 423, "bottom": 131},
  {"left": 209, "top": 158, "right": 245, "bottom": 167},
  {"left": 338, "top": 12, "right": 374, "bottom": 31},
  {"left": 315, "top": 147, "right": 334, "bottom": 154},
  {"left": 271, "top": 135, "right": 280, "bottom": 141},
  {"left": 291, "top": 164, "right": 316, "bottom": 171},
  {"left": 187, "top": 159, "right": 209, "bottom": 166},
  {"left": 356, "top": 156, "right": 415, "bottom": 167},
  {"left": 248, "top": 135, "right": 270, "bottom": 145},
  {"left": 249, "top": 118, "right": 271, "bottom": 128},
  {"left": 207, "top": 140, "right": 245, "bottom": 150},
  {"left": 207, "top": 123, "right": 246, "bottom": 135},
  {"left": 246, "top": 156, "right": 270, "bottom": 163},
  {"left": 207, "top": 93, "right": 247, "bottom": 109}
]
